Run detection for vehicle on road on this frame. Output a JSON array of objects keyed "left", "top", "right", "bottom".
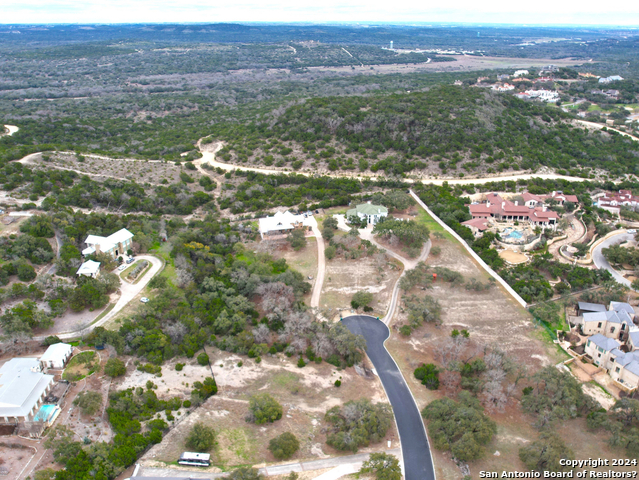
[
  {"left": 627, "top": 229, "right": 636, "bottom": 234},
  {"left": 140, "top": 297, "right": 149, "bottom": 303},
  {"left": 178, "top": 452, "right": 210, "bottom": 467},
  {"left": 126, "top": 257, "right": 135, "bottom": 264},
  {"left": 118, "top": 264, "right": 126, "bottom": 271}
]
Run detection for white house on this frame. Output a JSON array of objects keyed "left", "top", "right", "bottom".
[
  {"left": 0, "top": 358, "right": 54, "bottom": 423},
  {"left": 581, "top": 310, "right": 634, "bottom": 340},
  {"left": 83, "top": 228, "right": 134, "bottom": 258},
  {"left": 76, "top": 260, "right": 101, "bottom": 278},
  {"left": 525, "top": 89, "right": 559, "bottom": 102},
  {"left": 39, "top": 343, "right": 74, "bottom": 370},
  {"left": 258, "top": 211, "right": 313, "bottom": 239},
  {"left": 513, "top": 69, "right": 529, "bottom": 77},
  {"left": 599, "top": 75, "right": 623, "bottom": 84},
  {"left": 346, "top": 204, "right": 388, "bottom": 225}
]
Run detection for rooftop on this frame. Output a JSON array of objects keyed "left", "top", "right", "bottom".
[
  {"left": 578, "top": 302, "right": 607, "bottom": 313},
  {"left": 347, "top": 204, "right": 388, "bottom": 216},
  {"left": 588, "top": 333, "right": 620, "bottom": 352},
  {"left": 40, "top": 343, "right": 73, "bottom": 364},
  {"left": 0, "top": 358, "right": 54, "bottom": 418}
]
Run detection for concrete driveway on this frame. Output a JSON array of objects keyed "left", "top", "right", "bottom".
[
  {"left": 341, "top": 315, "right": 435, "bottom": 480},
  {"left": 592, "top": 232, "right": 634, "bottom": 288},
  {"left": 36, "top": 255, "right": 163, "bottom": 340}
]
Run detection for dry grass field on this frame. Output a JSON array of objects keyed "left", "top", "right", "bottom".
[
  {"left": 383, "top": 218, "right": 635, "bottom": 479},
  {"left": 139, "top": 349, "right": 398, "bottom": 471}
]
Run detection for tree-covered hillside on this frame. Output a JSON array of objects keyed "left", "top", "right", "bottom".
[{"left": 214, "top": 86, "right": 639, "bottom": 176}]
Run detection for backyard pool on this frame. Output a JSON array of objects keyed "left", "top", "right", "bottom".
[
  {"left": 501, "top": 227, "right": 525, "bottom": 240},
  {"left": 33, "top": 404, "right": 60, "bottom": 424}
]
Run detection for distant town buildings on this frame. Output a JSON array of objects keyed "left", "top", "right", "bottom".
[
  {"left": 524, "top": 89, "right": 560, "bottom": 102},
  {"left": 491, "top": 83, "right": 515, "bottom": 92},
  {"left": 513, "top": 69, "right": 529, "bottom": 77},
  {"left": 599, "top": 75, "right": 624, "bottom": 84},
  {"left": 596, "top": 190, "right": 639, "bottom": 208},
  {"left": 497, "top": 74, "right": 511, "bottom": 81},
  {"left": 539, "top": 65, "right": 559, "bottom": 74},
  {"left": 453, "top": 80, "right": 463, "bottom": 86},
  {"left": 578, "top": 72, "right": 598, "bottom": 79},
  {"left": 83, "top": 228, "right": 134, "bottom": 258}
]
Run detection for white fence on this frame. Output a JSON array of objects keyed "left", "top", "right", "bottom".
[{"left": 409, "top": 190, "right": 528, "bottom": 308}]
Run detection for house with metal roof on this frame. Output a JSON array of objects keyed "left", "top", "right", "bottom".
[
  {"left": 76, "top": 260, "right": 101, "bottom": 278},
  {"left": 608, "top": 349, "right": 639, "bottom": 392},
  {"left": 0, "top": 358, "right": 54, "bottom": 423},
  {"left": 39, "top": 343, "right": 73, "bottom": 370},
  {"left": 576, "top": 301, "right": 607, "bottom": 316},
  {"left": 258, "top": 211, "right": 312, "bottom": 239},
  {"left": 83, "top": 228, "right": 134, "bottom": 258},
  {"left": 346, "top": 203, "right": 388, "bottom": 225}
]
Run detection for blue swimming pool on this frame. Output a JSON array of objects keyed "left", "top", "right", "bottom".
[
  {"left": 506, "top": 230, "right": 524, "bottom": 240},
  {"left": 33, "top": 404, "right": 57, "bottom": 423}
]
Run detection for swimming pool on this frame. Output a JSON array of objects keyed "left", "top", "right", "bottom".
[
  {"left": 33, "top": 404, "right": 58, "bottom": 423},
  {"left": 506, "top": 230, "right": 524, "bottom": 240}
]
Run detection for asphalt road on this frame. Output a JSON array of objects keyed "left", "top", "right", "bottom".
[
  {"left": 342, "top": 315, "right": 435, "bottom": 480},
  {"left": 592, "top": 232, "right": 634, "bottom": 288}
]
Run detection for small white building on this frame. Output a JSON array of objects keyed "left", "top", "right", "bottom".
[
  {"left": 40, "top": 343, "right": 74, "bottom": 370},
  {"left": 258, "top": 211, "right": 313, "bottom": 239},
  {"left": 83, "top": 228, "right": 134, "bottom": 258},
  {"left": 599, "top": 75, "right": 623, "bottom": 84},
  {"left": 76, "top": 260, "right": 101, "bottom": 278},
  {"left": 513, "top": 69, "right": 529, "bottom": 77},
  {"left": 0, "top": 358, "right": 54, "bottom": 423}
]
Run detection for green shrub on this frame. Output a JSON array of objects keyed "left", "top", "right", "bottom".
[
  {"left": 325, "top": 399, "right": 392, "bottom": 452},
  {"left": 186, "top": 422, "right": 215, "bottom": 451},
  {"left": 297, "top": 357, "right": 306, "bottom": 368},
  {"left": 414, "top": 363, "right": 440, "bottom": 390},
  {"left": 104, "top": 358, "right": 126, "bottom": 377},
  {"left": 268, "top": 432, "right": 300, "bottom": 460},
  {"left": 175, "top": 363, "right": 184, "bottom": 371},
  {"left": 246, "top": 393, "right": 283, "bottom": 424},
  {"left": 197, "top": 353, "right": 209, "bottom": 366}
]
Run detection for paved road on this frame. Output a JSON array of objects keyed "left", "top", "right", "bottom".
[
  {"left": 341, "top": 315, "right": 435, "bottom": 480},
  {"left": 592, "top": 232, "right": 635, "bottom": 288},
  {"left": 136, "top": 448, "right": 402, "bottom": 479}
]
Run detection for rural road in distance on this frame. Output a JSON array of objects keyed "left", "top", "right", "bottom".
[{"left": 341, "top": 315, "right": 436, "bottom": 480}]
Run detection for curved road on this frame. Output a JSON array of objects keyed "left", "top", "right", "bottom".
[
  {"left": 342, "top": 315, "right": 435, "bottom": 480},
  {"left": 592, "top": 232, "right": 635, "bottom": 288}
]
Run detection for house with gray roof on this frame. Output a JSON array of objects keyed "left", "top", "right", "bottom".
[
  {"left": 608, "top": 349, "right": 639, "bottom": 392},
  {"left": 577, "top": 302, "right": 607, "bottom": 316},
  {"left": 610, "top": 301, "right": 636, "bottom": 320},
  {"left": 585, "top": 333, "right": 620, "bottom": 368},
  {"left": 346, "top": 203, "right": 388, "bottom": 225},
  {"left": 581, "top": 310, "right": 634, "bottom": 340}
]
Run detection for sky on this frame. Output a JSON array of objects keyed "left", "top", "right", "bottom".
[{"left": 1, "top": 0, "right": 639, "bottom": 26}]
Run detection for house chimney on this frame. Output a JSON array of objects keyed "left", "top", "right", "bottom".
[
  {"left": 514, "top": 201, "right": 518, "bottom": 206},
  {"left": 543, "top": 205, "right": 547, "bottom": 212},
  {"left": 502, "top": 202, "right": 505, "bottom": 209},
  {"left": 486, "top": 201, "right": 491, "bottom": 207}
]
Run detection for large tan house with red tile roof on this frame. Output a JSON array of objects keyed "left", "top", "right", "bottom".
[{"left": 468, "top": 193, "right": 559, "bottom": 228}]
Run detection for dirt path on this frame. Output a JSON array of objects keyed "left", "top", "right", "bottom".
[
  {"left": 548, "top": 214, "right": 586, "bottom": 263},
  {"left": 195, "top": 139, "right": 589, "bottom": 186},
  {"left": 310, "top": 218, "right": 325, "bottom": 309},
  {"left": 333, "top": 215, "right": 430, "bottom": 324},
  {"left": 3, "top": 125, "right": 19, "bottom": 136},
  {"left": 576, "top": 120, "right": 639, "bottom": 142}
]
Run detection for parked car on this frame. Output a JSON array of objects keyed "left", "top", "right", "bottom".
[
  {"left": 140, "top": 297, "right": 149, "bottom": 303},
  {"left": 126, "top": 257, "right": 135, "bottom": 264},
  {"left": 118, "top": 264, "right": 127, "bottom": 271},
  {"left": 627, "top": 229, "right": 636, "bottom": 234}
]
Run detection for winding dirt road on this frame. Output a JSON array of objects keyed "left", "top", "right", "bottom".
[
  {"left": 195, "top": 140, "right": 590, "bottom": 186},
  {"left": 3, "top": 124, "right": 19, "bottom": 136}
]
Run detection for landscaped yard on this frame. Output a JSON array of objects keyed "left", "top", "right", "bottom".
[{"left": 63, "top": 350, "right": 99, "bottom": 382}]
